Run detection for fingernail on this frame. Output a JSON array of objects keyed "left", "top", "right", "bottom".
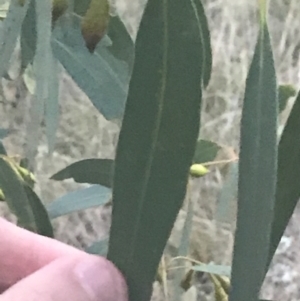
[{"left": 74, "top": 256, "right": 127, "bottom": 301}]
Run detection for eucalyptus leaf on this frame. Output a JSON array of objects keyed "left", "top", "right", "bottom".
[
  {"left": 0, "top": 0, "right": 31, "bottom": 78},
  {"left": 192, "top": 0, "right": 212, "bottom": 88},
  {"left": 106, "top": 16, "right": 135, "bottom": 73},
  {"left": 107, "top": 0, "right": 204, "bottom": 300},
  {"left": 50, "top": 158, "right": 114, "bottom": 188},
  {"left": 177, "top": 201, "right": 194, "bottom": 260},
  {"left": 0, "top": 157, "right": 51, "bottom": 235},
  {"left": 229, "top": 20, "right": 278, "bottom": 301},
  {"left": 22, "top": 63, "right": 36, "bottom": 94},
  {"left": 23, "top": 185, "right": 53, "bottom": 237},
  {"left": 193, "top": 139, "right": 221, "bottom": 164},
  {"left": 47, "top": 184, "right": 111, "bottom": 219},
  {"left": 266, "top": 91, "right": 300, "bottom": 273},
  {"left": 278, "top": 84, "right": 296, "bottom": 113},
  {"left": 20, "top": 0, "right": 36, "bottom": 71},
  {"left": 51, "top": 14, "right": 130, "bottom": 120},
  {"left": 25, "top": 0, "right": 52, "bottom": 168},
  {"left": 215, "top": 161, "right": 238, "bottom": 224},
  {"left": 192, "top": 263, "right": 231, "bottom": 277},
  {"left": 0, "top": 156, "right": 32, "bottom": 226},
  {"left": 45, "top": 51, "right": 60, "bottom": 153},
  {"left": 174, "top": 198, "right": 194, "bottom": 301}
]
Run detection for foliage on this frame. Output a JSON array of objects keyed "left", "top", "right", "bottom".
[
  {"left": 229, "top": 6, "right": 278, "bottom": 300},
  {"left": 0, "top": 155, "right": 53, "bottom": 237},
  {"left": 0, "top": 0, "right": 299, "bottom": 301}
]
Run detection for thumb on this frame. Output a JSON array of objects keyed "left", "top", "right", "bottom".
[{"left": 0, "top": 255, "right": 128, "bottom": 301}]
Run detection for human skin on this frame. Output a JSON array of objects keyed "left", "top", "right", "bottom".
[{"left": 0, "top": 217, "right": 128, "bottom": 301}]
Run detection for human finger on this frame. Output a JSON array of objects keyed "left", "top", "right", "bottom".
[
  {"left": 0, "top": 255, "right": 128, "bottom": 301},
  {"left": 0, "top": 217, "right": 85, "bottom": 290}
]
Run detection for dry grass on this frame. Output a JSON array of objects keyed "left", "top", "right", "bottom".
[{"left": 1, "top": 0, "right": 300, "bottom": 300}]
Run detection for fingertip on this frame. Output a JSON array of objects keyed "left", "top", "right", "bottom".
[
  {"left": 74, "top": 256, "right": 128, "bottom": 301},
  {"left": 1, "top": 255, "right": 128, "bottom": 301}
]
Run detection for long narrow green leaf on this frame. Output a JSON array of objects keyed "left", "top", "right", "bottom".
[
  {"left": 192, "top": 264, "right": 231, "bottom": 277},
  {"left": 106, "top": 16, "right": 135, "bottom": 73},
  {"left": 173, "top": 198, "right": 194, "bottom": 301},
  {"left": 192, "top": 0, "right": 212, "bottom": 88},
  {"left": 177, "top": 201, "right": 194, "bottom": 259},
  {"left": 45, "top": 51, "right": 60, "bottom": 153},
  {"left": 215, "top": 162, "right": 238, "bottom": 224},
  {"left": 25, "top": 0, "right": 52, "bottom": 167},
  {"left": 0, "top": 157, "right": 32, "bottom": 227},
  {"left": 50, "top": 158, "right": 114, "bottom": 188},
  {"left": 23, "top": 185, "right": 53, "bottom": 237},
  {"left": 229, "top": 21, "right": 278, "bottom": 301},
  {"left": 47, "top": 185, "right": 111, "bottom": 219},
  {"left": 20, "top": 0, "right": 36, "bottom": 71},
  {"left": 0, "top": 0, "right": 31, "bottom": 78},
  {"left": 0, "top": 157, "right": 52, "bottom": 235},
  {"left": 51, "top": 14, "right": 130, "bottom": 120},
  {"left": 266, "top": 91, "right": 300, "bottom": 273},
  {"left": 107, "top": 0, "right": 203, "bottom": 300},
  {"left": 34, "top": 0, "right": 52, "bottom": 123}
]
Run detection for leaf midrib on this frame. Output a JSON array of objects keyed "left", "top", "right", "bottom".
[{"left": 127, "top": 0, "right": 169, "bottom": 267}]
